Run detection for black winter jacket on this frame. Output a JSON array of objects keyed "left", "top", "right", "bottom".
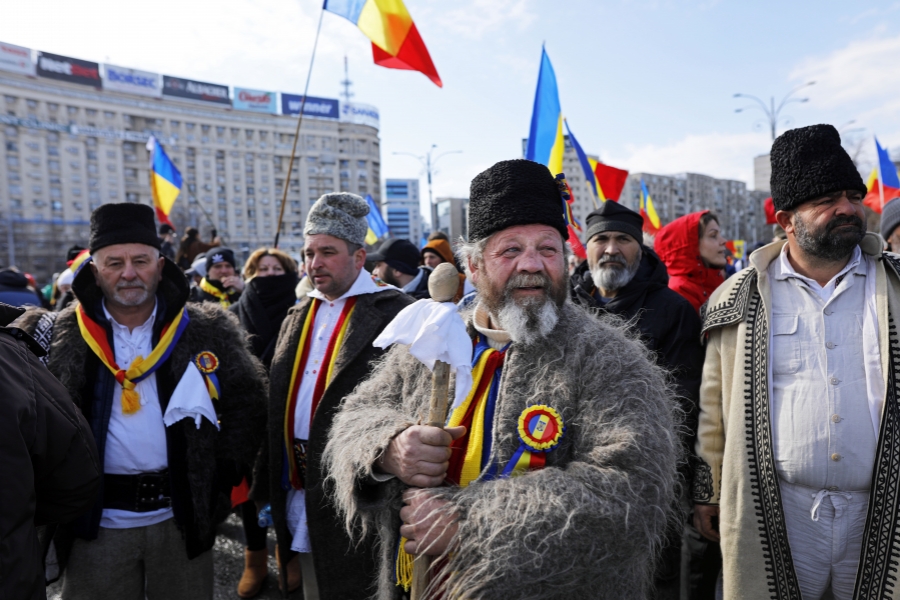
[
  {"left": 570, "top": 248, "right": 704, "bottom": 461},
  {"left": 0, "top": 302, "right": 100, "bottom": 600}
]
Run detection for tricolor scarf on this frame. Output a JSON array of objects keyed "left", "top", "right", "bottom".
[
  {"left": 398, "top": 335, "right": 560, "bottom": 591},
  {"left": 76, "top": 303, "right": 189, "bottom": 415},
  {"left": 283, "top": 296, "right": 357, "bottom": 490},
  {"left": 199, "top": 277, "right": 234, "bottom": 308}
]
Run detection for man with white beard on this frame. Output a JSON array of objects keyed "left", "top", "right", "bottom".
[
  {"left": 323, "top": 159, "right": 680, "bottom": 600},
  {"left": 571, "top": 200, "right": 705, "bottom": 599}
]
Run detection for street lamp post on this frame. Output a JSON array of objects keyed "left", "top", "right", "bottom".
[
  {"left": 734, "top": 81, "right": 816, "bottom": 141},
  {"left": 394, "top": 145, "right": 462, "bottom": 233}
]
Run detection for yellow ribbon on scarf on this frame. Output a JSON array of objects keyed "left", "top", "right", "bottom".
[{"left": 199, "top": 277, "right": 232, "bottom": 308}]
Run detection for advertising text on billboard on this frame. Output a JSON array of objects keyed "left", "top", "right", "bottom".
[
  {"left": 36, "top": 52, "right": 101, "bottom": 87},
  {"left": 232, "top": 87, "right": 277, "bottom": 113},
  {"left": 0, "top": 41, "right": 34, "bottom": 76},
  {"left": 281, "top": 93, "right": 339, "bottom": 119},
  {"left": 162, "top": 75, "right": 231, "bottom": 105},
  {"left": 103, "top": 64, "right": 160, "bottom": 98}
]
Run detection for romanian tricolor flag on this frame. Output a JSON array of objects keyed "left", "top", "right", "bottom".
[
  {"left": 525, "top": 47, "right": 564, "bottom": 177},
  {"left": 640, "top": 179, "right": 661, "bottom": 234},
  {"left": 146, "top": 137, "right": 182, "bottom": 228},
  {"left": 324, "top": 0, "right": 441, "bottom": 87},
  {"left": 364, "top": 194, "right": 389, "bottom": 245},
  {"left": 863, "top": 137, "right": 900, "bottom": 214}
]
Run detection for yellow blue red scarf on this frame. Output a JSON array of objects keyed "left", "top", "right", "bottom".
[
  {"left": 76, "top": 303, "right": 189, "bottom": 415},
  {"left": 282, "top": 297, "right": 357, "bottom": 490},
  {"left": 199, "top": 277, "right": 233, "bottom": 308}
]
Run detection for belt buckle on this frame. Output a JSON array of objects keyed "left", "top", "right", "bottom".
[
  {"left": 135, "top": 471, "right": 170, "bottom": 510},
  {"left": 293, "top": 439, "right": 309, "bottom": 488}
]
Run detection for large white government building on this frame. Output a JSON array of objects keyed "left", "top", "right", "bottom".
[{"left": 0, "top": 40, "right": 382, "bottom": 282}]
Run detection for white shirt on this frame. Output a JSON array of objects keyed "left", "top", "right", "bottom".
[
  {"left": 100, "top": 300, "right": 173, "bottom": 528},
  {"left": 768, "top": 245, "right": 883, "bottom": 492},
  {"left": 285, "top": 269, "right": 392, "bottom": 552}
]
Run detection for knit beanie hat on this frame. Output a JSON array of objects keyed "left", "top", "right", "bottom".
[
  {"left": 468, "top": 159, "right": 568, "bottom": 242},
  {"left": 368, "top": 238, "right": 420, "bottom": 276},
  {"left": 89, "top": 203, "right": 162, "bottom": 253},
  {"left": 770, "top": 124, "right": 867, "bottom": 211},
  {"left": 585, "top": 201, "right": 643, "bottom": 244},
  {"left": 206, "top": 248, "right": 236, "bottom": 274},
  {"left": 304, "top": 192, "right": 369, "bottom": 246},
  {"left": 882, "top": 198, "right": 900, "bottom": 240}
]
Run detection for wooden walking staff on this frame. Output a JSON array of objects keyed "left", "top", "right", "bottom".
[{"left": 411, "top": 263, "right": 464, "bottom": 599}]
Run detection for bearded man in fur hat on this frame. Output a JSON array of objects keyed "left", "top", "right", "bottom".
[
  {"left": 693, "top": 124, "right": 900, "bottom": 599},
  {"left": 324, "top": 159, "right": 679, "bottom": 600},
  {"left": 13, "top": 203, "right": 267, "bottom": 600}
]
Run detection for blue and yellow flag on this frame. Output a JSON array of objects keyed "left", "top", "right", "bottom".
[
  {"left": 640, "top": 179, "right": 661, "bottom": 234},
  {"left": 364, "top": 194, "right": 389, "bottom": 245},
  {"left": 525, "top": 47, "right": 564, "bottom": 176},
  {"left": 564, "top": 120, "right": 600, "bottom": 209},
  {"left": 146, "top": 136, "right": 182, "bottom": 228}
]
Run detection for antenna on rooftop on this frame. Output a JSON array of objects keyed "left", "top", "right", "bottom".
[{"left": 340, "top": 55, "right": 354, "bottom": 104}]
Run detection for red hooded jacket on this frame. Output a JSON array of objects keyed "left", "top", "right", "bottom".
[{"left": 654, "top": 211, "right": 724, "bottom": 314}]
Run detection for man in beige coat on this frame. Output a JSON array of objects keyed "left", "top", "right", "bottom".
[{"left": 694, "top": 124, "right": 900, "bottom": 599}]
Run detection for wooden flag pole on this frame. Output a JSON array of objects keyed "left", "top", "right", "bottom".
[
  {"left": 410, "top": 263, "right": 461, "bottom": 600},
  {"left": 273, "top": 4, "right": 326, "bottom": 249}
]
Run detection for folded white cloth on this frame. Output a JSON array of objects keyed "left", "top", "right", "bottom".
[
  {"left": 163, "top": 362, "right": 220, "bottom": 430},
  {"left": 374, "top": 299, "right": 473, "bottom": 409}
]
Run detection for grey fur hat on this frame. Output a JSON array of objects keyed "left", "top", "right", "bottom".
[{"left": 304, "top": 193, "right": 370, "bottom": 246}]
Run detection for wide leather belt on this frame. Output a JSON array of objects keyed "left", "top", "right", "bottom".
[{"left": 103, "top": 470, "right": 171, "bottom": 512}]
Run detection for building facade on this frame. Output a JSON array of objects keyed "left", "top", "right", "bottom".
[
  {"left": 754, "top": 153, "right": 771, "bottom": 192},
  {"left": 383, "top": 178, "right": 423, "bottom": 242},
  {"left": 0, "top": 43, "right": 380, "bottom": 282},
  {"left": 621, "top": 172, "right": 770, "bottom": 244},
  {"left": 434, "top": 196, "right": 468, "bottom": 241}
]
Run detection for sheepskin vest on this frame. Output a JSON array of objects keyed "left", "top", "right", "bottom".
[
  {"left": 695, "top": 233, "right": 900, "bottom": 599},
  {"left": 325, "top": 301, "right": 679, "bottom": 600}
]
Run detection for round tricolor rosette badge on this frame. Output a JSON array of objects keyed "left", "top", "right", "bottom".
[
  {"left": 517, "top": 405, "right": 565, "bottom": 452},
  {"left": 195, "top": 351, "right": 219, "bottom": 374}
]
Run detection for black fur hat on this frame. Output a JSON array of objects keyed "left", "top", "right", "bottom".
[
  {"left": 89, "top": 203, "right": 162, "bottom": 253},
  {"left": 468, "top": 159, "right": 568, "bottom": 242},
  {"left": 770, "top": 124, "right": 867, "bottom": 212}
]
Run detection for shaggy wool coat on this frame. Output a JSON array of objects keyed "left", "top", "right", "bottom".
[
  {"left": 324, "top": 301, "right": 680, "bottom": 600},
  {"left": 695, "top": 234, "right": 900, "bottom": 599},
  {"left": 13, "top": 258, "right": 268, "bottom": 567},
  {"left": 250, "top": 287, "right": 413, "bottom": 599}
]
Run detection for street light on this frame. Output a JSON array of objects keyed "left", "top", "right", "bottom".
[
  {"left": 734, "top": 81, "right": 816, "bottom": 141},
  {"left": 394, "top": 145, "right": 462, "bottom": 232}
]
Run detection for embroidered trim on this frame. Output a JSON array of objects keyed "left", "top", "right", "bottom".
[
  {"left": 33, "top": 311, "right": 58, "bottom": 366},
  {"left": 700, "top": 268, "right": 758, "bottom": 338},
  {"left": 854, "top": 312, "right": 900, "bottom": 598},
  {"left": 692, "top": 457, "right": 714, "bottom": 503},
  {"left": 744, "top": 290, "right": 801, "bottom": 598}
]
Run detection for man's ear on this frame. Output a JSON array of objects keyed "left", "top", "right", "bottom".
[
  {"left": 774, "top": 210, "right": 794, "bottom": 236},
  {"left": 467, "top": 256, "right": 480, "bottom": 285}
]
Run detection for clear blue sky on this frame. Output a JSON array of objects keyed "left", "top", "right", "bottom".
[{"left": 4, "top": 0, "right": 900, "bottom": 223}]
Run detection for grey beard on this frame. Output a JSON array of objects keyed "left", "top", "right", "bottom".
[
  {"left": 590, "top": 257, "right": 640, "bottom": 293},
  {"left": 494, "top": 297, "right": 560, "bottom": 346},
  {"left": 794, "top": 213, "right": 864, "bottom": 262}
]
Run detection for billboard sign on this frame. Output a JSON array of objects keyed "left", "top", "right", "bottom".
[
  {"left": 103, "top": 64, "right": 161, "bottom": 98},
  {"left": 232, "top": 87, "right": 277, "bottom": 114},
  {"left": 36, "top": 51, "right": 101, "bottom": 87},
  {"left": 162, "top": 75, "right": 231, "bottom": 105},
  {"left": 281, "top": 93, "right": 339, "bottom": 120},
  {"left": 340, "top": 102, "right": 380, "bottom": 129},
  {"left": 0, "top": 41, "right": 34, "bottom": 76}
]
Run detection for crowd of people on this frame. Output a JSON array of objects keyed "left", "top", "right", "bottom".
[{"left": 2, "top": 123, "right": 898, "bottom": 600}]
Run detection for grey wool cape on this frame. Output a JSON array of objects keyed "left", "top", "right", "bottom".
[
  {"left": 13, "top": 258, "right": 268, "bottom": 568},
  {"left": 250, "top": 286, "right": 413, "bottom": 599},
  {"left": 324, "top": 301, "right": 680, "bottom": 600}
]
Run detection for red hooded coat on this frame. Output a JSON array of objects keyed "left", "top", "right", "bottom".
[{"left": 654, "top": 211, "right": 724, "bottom": 314}]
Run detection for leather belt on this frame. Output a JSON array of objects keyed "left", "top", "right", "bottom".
[
  {"left": 103, "top": 470, "right": 171, "bottom": 512},
  {"left": 293, "top": 439, "right": 309, "bottom": 489}
]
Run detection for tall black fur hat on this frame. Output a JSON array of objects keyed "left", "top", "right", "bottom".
[
  {"left": 89, "top": 203, "right": 162, "bottom": 253},
  {"left": 770, "top": 124, "right": 867, "bottom": 211},
  {"left": 468, "top": 159, "right": 568, "bottom": 242}
]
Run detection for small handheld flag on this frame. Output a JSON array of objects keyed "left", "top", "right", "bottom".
[
  {"left": 146, "top": 137, "right": 182, "bottom": 228},
  {"left": 324, "top": 0, "right": 442, "bottom": 87},
  {"left": 364, "top": 194, "right": 389, "bottom": 245},
  {"left": 640, "top": 179, "right": 661, "bottom": 234}
]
